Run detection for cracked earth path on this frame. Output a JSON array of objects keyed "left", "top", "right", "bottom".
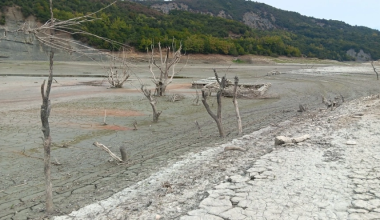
[
  {"left": 54, "top": 95, "right": 380, "bottom": 220},
  {"left": 181, "top": 97, "right": 380, "bottom": 220}
]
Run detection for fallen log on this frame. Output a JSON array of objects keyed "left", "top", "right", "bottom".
[
  {"left": 275, "top": 134, "right": 310, "bottom": 145},
  {"left": 93, "top": 142, "right": 123, "bottom": 162}
]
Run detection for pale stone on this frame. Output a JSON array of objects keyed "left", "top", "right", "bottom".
[
  {"left": 188, "top": 209, "right": 207, "bottom": 216},
  {"left": 369, "top": 199, "right": 380, "bottom": 209},
  {"left": 230, "top": 175, "right": 250, "bottom": 183},
  {"left": 199, "top": 197, "right": 232, "bottom": 215},
  {"left": 334, "top": 201, "right": 349, "bottom": 212},
  {"left": 352, "top": 200, "right": 370, "bottom": 210},
  {"left": 348, "top": 208, "right": 368, "bottom": 214},
  {"left": 220, "top": 207, "right": 246, "bottom": 220}
]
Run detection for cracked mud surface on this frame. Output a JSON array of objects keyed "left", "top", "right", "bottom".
[{"left": 0, "top": 60, "right": 379, "bottom": 219}]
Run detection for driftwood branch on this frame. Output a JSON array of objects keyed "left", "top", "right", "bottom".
[
  {"left": 275, "top": 134, "right": 310, "bottom": 145},
  {"left": 93, "top": 142, "right": 123, "bottom": 162}
]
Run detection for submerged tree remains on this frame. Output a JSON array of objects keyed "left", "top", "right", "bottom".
[
  {"left": 201, "top": 69, "right": 226, "bottom": 138},
  {"left": 148, "top": 42, "right": 183, "bottom": 96},
  {"left": 141, "top": 85, "right": 161, "bottom": 123},
  {"left": 107, "top": 49, "right": 130, "bottom": 88}
]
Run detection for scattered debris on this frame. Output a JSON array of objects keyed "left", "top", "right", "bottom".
[
  {"left": 93, "top": 142, "right": 123, "bottom": 162},
  {"left": 274, "top": 134, "right": 311, "bottom": 145},
  {"left": 346, "top": 140, "right": 357, "bottom": 145},
  {"left": 266, "top": 70, "right": 281, "bottom": 76},
  {"left": 192, "top": 77, "right": 271, "bottom": 99},
  {"left": 167, "top": 93, "right": 185, "bottom": 102}
]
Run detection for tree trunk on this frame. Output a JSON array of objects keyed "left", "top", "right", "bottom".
[
  {"left": 156, "top": 81, "right": 165, "bottom": 96},
  {"left": 232, "top": 76, "right": 242, "bottom": 135},
  {"left": 202, "top": 90, "right": 225, "bottom": 138},
  {"left": 201, "top": 69, "right": 227, "bottom": 138},
  {"left": 141, "top": 86, "right": 161, "bottom": 123},
  {"left": 41, "top": 51, "right": 54, "bottom": 214},
  {"left": 120, "top": 146, "right": 127, "bottom": 162}
]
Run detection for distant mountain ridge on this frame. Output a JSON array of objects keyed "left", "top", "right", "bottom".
[
  {"left": 141, "top": 0, "right": 380, "bottom": 61},
  {"left": 1, "top": 0, "right": 379, "bottom": 61}
]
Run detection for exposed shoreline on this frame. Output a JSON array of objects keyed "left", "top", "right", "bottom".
[{"left": 0, "top": 58, "right": 379, "bottom": 219}]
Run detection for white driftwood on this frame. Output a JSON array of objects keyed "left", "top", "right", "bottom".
[
  {"left": 224, "top": 146, "right": 246, "bottom": 152},
  {"left": 93, "top": 142, "right": 123, "bottom": 162},
  {"left": 275, "top": 134, "right": 310, "bottom": 145}
]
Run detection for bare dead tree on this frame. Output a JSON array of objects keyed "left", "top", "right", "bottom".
[
  {"left": 148, "top": 41, "right": 183, "bottom": 96},
  {"left": 201, "top": 69, "right": 226, "bottom": 138},
  {"left": 371, "top": 61, "right": 379, "bottom": 80},
  {"left": 41, "top": 54, "right": 54, "bottom": 214},
  {"left": 2, "top": 0, "right": 129, "bottom": 214},
  {"left": 39, "top": 0, "right": 55, "bottom": 213},
  {"left": 107, "top": 49, "right": 130, "bottom": 88},
  {"left": 232, "top": 76, "right": 242, "bottom": 135},
  {"left": 141, "top": 85, "right": 161, "bottom": 123}
]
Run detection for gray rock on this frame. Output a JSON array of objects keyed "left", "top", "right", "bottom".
[
  {"left": 220, "top": 207, "right": 246, "bottom": 219},
  {"left": 230, "top": 175, "right": 250, "bottom": 183},
  {"left": 188, "top": 209, "right": 207, "bottom": 216},
  {"left": 199, "top": 197, "right": 233, "bottom": 215}
]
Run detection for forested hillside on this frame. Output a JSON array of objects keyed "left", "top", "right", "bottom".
[
  {"left": 145, "top": 0, "right": 380, "bottom": 61},
  {"left": 1, "top": 0, "right": 379, "bottom": 61}
]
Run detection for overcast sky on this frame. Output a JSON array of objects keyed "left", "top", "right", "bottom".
[{"left": 256, "top": 0, "right": 380, "bottom": 30}]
